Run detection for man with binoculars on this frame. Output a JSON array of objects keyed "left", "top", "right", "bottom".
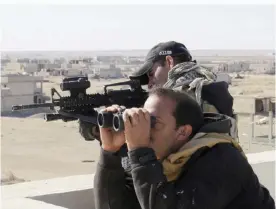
[{"left": 94, "top": 87, "right": 274, "bottom": 209}]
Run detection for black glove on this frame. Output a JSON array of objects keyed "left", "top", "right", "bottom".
[{"left": 78, "top": 120, "right": 101, "bottom": 144}]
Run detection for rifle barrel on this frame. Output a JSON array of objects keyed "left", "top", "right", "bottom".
[{"left": 12, "top": 103, "right": 53, "bottom": 111}]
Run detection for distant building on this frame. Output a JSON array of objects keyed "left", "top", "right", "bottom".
[
  {"left": 126, "top": 56, "right": 145, "bottom": 64},
  {"left": 17, "top": 58, "right": 30, "bottom": 64},
  {"left": 218, "top": 61, "right": 250, "bottom": 73},
  {"left": 30, "top": 59, "right": 51, "bottom": 65},
  {"left": 1, "top": 58, "right": 11, "bottom": 67},
  {"left": 216, "top": 73, "right": 232, "bottom": 85},
  {"left": 4, "top": 62, "right": 24, "bottom": 73},
  {"left": 24, "top": 63, "right": 39, "bottom": 74},
  {"left": 96, "top": 56, "right": 125, "bottom": 65},
  {"left": 4, "top": 62, "right": 40, "bottom": 74},
  {"left": 69, "top": 59, "right": 83, "bottom": 64},
  {"left": 94, "top": 64, "right": 123, "bottom": 78},
  {"left": 98, "top": 68, "right": 122, "bottom": 78},
  {"left": 1, "top": 74, "right": 46, "bottom": 112},
  {"left": 66, "top": 68, "right": 84, "bottom": 77},
  {"left": 54, "top": 58, "right": 66, "bottom": 65},
  {"left": 42, "top": 63, "right": 62, "bottom": 71},
  {"left": 250, "top": 62, "right": 275, "bottom": 74}
]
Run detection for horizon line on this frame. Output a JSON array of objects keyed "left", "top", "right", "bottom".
[{"left": 2, "top": 48, "right": 275, "bottom": 52}]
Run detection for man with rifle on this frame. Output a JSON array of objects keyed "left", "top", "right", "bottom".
[{"left": 79, "top": 41, "right": 236, "bottom": 142}]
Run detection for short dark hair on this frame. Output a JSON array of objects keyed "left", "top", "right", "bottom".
[
  {"left": 157, "top": 54, "right": 192, "bottom": 67},
  {"left": 148, "top": 88, "right": 204, "bottom": 136}
]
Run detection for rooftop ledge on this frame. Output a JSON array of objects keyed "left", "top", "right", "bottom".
[{"left": 2, "top": 150, "right": 275, "bottom": 209}]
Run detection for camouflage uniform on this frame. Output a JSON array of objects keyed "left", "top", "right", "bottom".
[
  {"left": 163, "top": 61, "right": 238, "bottom": 140},
  {"left": 163, "top": 61, "right": 219, "bottom": 113}
]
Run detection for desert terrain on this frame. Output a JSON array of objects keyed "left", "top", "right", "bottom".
[{"left": 1, "top": 74, "right": 275, "bottom": 185}]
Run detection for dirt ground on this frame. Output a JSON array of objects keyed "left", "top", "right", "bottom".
[{"left": 1, "top": 74, "right": 275, "bottom": 184}]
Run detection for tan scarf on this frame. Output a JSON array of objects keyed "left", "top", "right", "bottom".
[{"left": 162, "top": 133, "right": 246, "bottom": 182}]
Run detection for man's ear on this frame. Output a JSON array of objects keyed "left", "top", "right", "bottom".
[
  {"left": 165, "top": 56, "right": 174, "bottom": 69},
  {"left": 175, "top": 125, "right": 192, "bottom": 142}
]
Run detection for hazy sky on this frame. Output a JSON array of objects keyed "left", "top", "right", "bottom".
[{"left": 0, "top": 4, "right": 275, "bottom": 51}]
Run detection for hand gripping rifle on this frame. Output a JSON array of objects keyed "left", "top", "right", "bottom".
[{"left": 12, "top": 76, "right": 149, "bottom": 126}]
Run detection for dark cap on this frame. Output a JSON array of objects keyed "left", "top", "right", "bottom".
[{"left": 129, "top": 41, "right": 192, "bottom": 84}]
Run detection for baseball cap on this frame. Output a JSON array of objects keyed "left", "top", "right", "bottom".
[{"left": 129, "top": 41, "right": 192, "bottom": 84}]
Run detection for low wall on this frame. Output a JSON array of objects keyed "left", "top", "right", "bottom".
[{"left": 2, "top": 150, "right": 275, "bottom": 209}]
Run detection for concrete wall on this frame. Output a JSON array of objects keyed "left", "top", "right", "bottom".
[
  {"left": 1, "top": 95, "right": 34, "bottom": 112},
  {"left": 233, "top": 95, "right": 275, "bottom": 115},
  {"left": 233, "top": 96, "right": 256, "bottom": 114},
  {"left": 3, "top": 82, "right": 36, "bottom": 95},
  {"left": 1, "top": 150, "right": 275, "bottom": 209}
]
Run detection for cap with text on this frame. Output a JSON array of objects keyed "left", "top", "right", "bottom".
[{"left": 129, "top": 41, "right": 192, "bottom": 84}]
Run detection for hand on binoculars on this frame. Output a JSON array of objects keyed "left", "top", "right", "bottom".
[
  {"left": 99, "top": 105, "right": 126, "bottom": 152},
  {"left": 123, "top": 108, "right": 151, "bottom": 151}
]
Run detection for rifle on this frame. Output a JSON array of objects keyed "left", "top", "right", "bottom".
[{"left": 12, "top": 76, "right": 149, "bottom": 127}]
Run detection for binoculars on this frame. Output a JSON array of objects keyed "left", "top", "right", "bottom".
[{"left": 97, "top": 111, "right": 156, "bottom": 132}]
